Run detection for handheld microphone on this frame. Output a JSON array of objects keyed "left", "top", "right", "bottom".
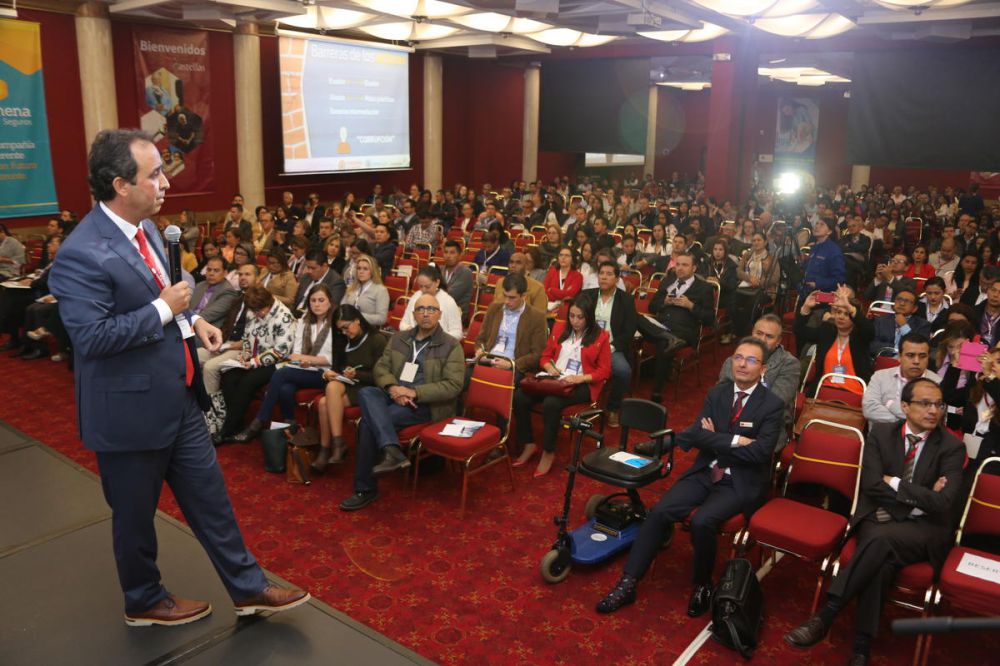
[{"left": 164, "top": 225, "right": 183, "bottom": 285}]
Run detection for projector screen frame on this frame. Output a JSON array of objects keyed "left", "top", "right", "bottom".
[{"left": 276, "top": 30, "right": 415, "bottom": 176}]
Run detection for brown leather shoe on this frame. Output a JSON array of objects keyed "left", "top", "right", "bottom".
[
  {"left": 607, "top": 411, "right": 620, "bottom": 428},
  {"left": 234, "top": 584, "right": 310, "bottom": 616},
  {"left": 124, "top": 595, "right": 212, "bottom": 627}
]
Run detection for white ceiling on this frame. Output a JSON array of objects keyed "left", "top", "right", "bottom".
[{"left": 99, "top": 0, "right": 1000, "bottom": 58}]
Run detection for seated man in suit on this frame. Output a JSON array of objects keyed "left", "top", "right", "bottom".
[
  {"left": 716, "top": 313, "right": 799, "bottom": 450},
  {"left": 493, "top": 251, "right": 547, "bottom": 313},
  {"left": 580, "top": 261, "right": 638, "bottom": 427},
  {"left": 785, "top": 378, "right": 965, "bottom": 665},
  {"left": 441, "top": 239, "right": 474, "bottom": 318},
  {"left": 863, "top": 332, "right": 940, "bottom": 424},
  {"left": 596, "top": 338, "right": 785, "bottom": 616},
  {"left": 865, "top": 254, "right": 911, "bottom": 303},
  {"left": 191, "top": 256, "right": 239, "bottom": 330},
  {"left": 475, "top": 273, "right": 547, "bottom": 377},
  {"left": 870, "top": 285, "right": 930, "bottom": 357},
  {"left": 637, "top": 252, "right": 716, "bottom": 403},
  {"left": 961, "top": 264, "right": 999, "bottom": 307},
  {"left": 293, "top": 249, "right": 346, "bottom": 316},
  {"left": 198, "top": 263, "right": 258, "bottom": 395},
  {"left": 340, "top": 293, "right": 465, "bottom": 512}
]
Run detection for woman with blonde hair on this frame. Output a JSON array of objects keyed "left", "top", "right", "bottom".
[{"left": 343, "top": 253, "right": 389, "bottom": 326}]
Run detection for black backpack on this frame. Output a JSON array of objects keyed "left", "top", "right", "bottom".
[{"left": 710, "top": 558, "right": 763, "bottom": 659}]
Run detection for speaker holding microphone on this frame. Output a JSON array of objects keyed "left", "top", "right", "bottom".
[{"left": 164, "top": 224, "right": 183, "bottom": 284}]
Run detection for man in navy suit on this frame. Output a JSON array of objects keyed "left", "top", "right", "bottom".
[
  {"left": 869, "top": 285, "right": 931, "bottom": 357},
  {"left": 596, "top": 337, "right": 784, "bottom": 617},
  {"left": 49, "top": 129, "right": 308, "bottom": 627}
]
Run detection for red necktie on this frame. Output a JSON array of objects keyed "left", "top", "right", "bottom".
[
  {"left": 136, "top": 227, "right": 194, "bottom": 387},
  {"left": 713, "top": 391, "right": 748, "bottom": 483}
]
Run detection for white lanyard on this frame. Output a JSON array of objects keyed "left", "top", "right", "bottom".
[
  {"left": 835, "top": 336, "right": 850, "bottom": 364},
  {"left": 345, "top": 332, "right": 368, "bottom": 353},
  {"left": 353, "top": 281, "right": 370, "bottom": 306},
  {"left": 412, "top": 339, "right": 431, "bottom": 362},
  {"left": 559, "top": 269, "right": 568, "bottom": 290}
]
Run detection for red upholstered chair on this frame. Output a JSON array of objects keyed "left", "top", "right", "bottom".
[
  {"left": 462, "top": 311, "right": 486, "bottom": 359},
  {"left": 383, "top": 274, "right": 409, "bottom": 303},
  {"left": 620, "top": 269, "right": 642, "bottom": 295},
  {"left": 384, "top": 296, "right": 409, "bottom": 332},
  {"left": 924, "top": 457, "right": 1000, "bottom": 665},
  {"left": 412, "top": 365, "right": 515, "bottom": 517},
  {"left": 874, "top": 355, "right": 901, "bottom": 373},
  {"left": 814, "top": 373, "right": 868, "bottom": 408},
  {"left": 742, "top": 419, "right": 865, "bottom": 612},
  {"left": 475, "top": 286, "right": 495, "bottom": 314}
]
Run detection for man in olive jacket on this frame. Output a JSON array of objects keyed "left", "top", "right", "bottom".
[{"left": 340, "top": 292, "right": 465, "bottom": 511}]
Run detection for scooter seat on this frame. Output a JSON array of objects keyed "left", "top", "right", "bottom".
[{"left": 581, "top": 447, "right": 663, "bottom": 487}]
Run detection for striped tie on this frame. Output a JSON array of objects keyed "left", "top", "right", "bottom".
[{"left": 875, "top": 434, "right": 920, "bottom": 523}]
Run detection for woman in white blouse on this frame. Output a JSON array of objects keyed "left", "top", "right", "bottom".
[
  {"left": 231, "top": 284, "right": 336, "bottom": 442},
  {"left": 343, "top": 254, "right": 389, "bottom": 326},
  {"left": 399, "top": 265, "right": 464, "bottom": 340}
]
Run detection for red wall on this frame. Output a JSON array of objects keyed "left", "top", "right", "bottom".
[{"left": 13, "top": 9, "right": 89, "bottom": 228}]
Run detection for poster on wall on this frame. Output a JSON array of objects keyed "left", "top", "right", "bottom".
[
  {"left": 0, "top": 19, "right": 59, "bottom": 220},
  {"left": 774, "top": 97, "right": 820, "bottom": 190},
  {"left": 133, "top": 26, "right": 214, "bottom": 194}
]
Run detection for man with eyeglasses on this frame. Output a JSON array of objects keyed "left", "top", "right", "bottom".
[
  {"left": 340, "top": 293, "right": 465, "bottom": 512},
  {"left": 869, "top": 286, "right": 930, "bottom": 357},
  {"left": 865, "top": 253, "right": 910, "bottom": 303},
  {"left": 597, "top": 338, "right": 784, "bottom": 617},
  {"left": 863, "top": 332, "right": 940, "bottom": 424},
  {"left": 785, "top": 378, "right": 964, "bottom": 665},
  {"left": 716, "top": 314, "right": 799, "bottom": 449},
  {"left": 475, "top": 273, "right": 547, "bottom": 375}
]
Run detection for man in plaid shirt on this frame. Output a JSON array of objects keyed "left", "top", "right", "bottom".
[{"left": 404, "top": 211, "right": 441, "bottom": 250}]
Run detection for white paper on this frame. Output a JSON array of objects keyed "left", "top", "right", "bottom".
[
  {"left": 642, "top": 314, "right": 668, "bottom": 330},
  {"left": 963, "top": 433, "right": 983, "bottom": 459},
  {"left": 218, "top": 358, "right": 245, "bottom": 371},
  {"left": 440, "top": 423, "right": 472, "bottom": 438},
  {"left": 956, "top": 551, "right": 1000, "bottom": 585},
  {"left": 452, "top": 419, "right": 486, "bottom": 428},
  {"left": 270, "top": 421, "right": 291, "bottom": 430},
  {"left": 0, "top": 280, "right": 30, "bottom": 289}
]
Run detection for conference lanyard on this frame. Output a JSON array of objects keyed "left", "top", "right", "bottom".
[
  {"left": 484, "top": 248, "right": 500, "bottom": 266},
  {"left": 559, "top": 270, "right": 568, "bottom": 290},
  {"left": 353, "top": 281, "right": 370, "bottom": 306},
  {"left": 345, "top": 333, "right": 368, "bottom": 353},
  {"left": 835, "top": 336, "right": 849, "bottom": 364},
  {"left": 412, "top": 339, "right": 431, "bottom": 362}
]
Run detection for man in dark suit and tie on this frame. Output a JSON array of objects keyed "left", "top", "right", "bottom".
[
  {"left": 638, "top": 252, "right": 716, "bottom": 402},
  {"left": 49, "top": 129, "right": 307, "bottom": 627},
  {"left": 785, "top": 378, "right": 964, "bottom": 665},
  {"left": 293, "top": 250, "right": 346, "bottom": 316},
  {"left": 869, "top": 285, "right": 931, "bottom": 357},
  {"left": 596, "top": 338, "right": 785, "bottom": 616}
]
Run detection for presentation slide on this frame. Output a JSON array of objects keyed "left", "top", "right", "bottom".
[{"left": 278, "top": 32, "right": 411, "bottom": 174}]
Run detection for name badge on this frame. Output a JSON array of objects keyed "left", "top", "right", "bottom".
[
  {"left": 831, "top": 364, "right": 846, "bottom": 383},
  {"left": 491, "top": 335, "right": 509, "bottom": 355},
  {"left": 176, "top": 314, "right": 194, "bottom": 339},
  {"left": 597, "top": 319, "right": 608, "bottom": 330},
  {"left": 739, "top": 421, "right": 753, "bottom": 428},
  {"left": 566, "top": 359, "right": 582, "bottom": 374},
  {"left": 400, "top": 361, "right": 418, "bottom": 383}
]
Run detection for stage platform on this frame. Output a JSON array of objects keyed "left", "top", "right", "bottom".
[{"left": 0, "top": 422, "right": 433, "bottom": 666}]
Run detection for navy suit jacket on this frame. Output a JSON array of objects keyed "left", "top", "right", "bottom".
[
  {"left": 677, "top": 380, "right": 785, "bottom": 514},
  {"left": 49, "top": 205, "right": 209, "bottom": 453},
  {"left": 870, "top": 314, "right": 931, "bottom": 355}
]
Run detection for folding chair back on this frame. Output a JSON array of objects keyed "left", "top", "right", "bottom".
[
  {"left": 788, "top": 420, "right": 864, "bottom": 510},
  {"left": 958, "top": 458, "right": 1000, "bottom": 543},
  {"left": 466, "top": 365, "right": 515, "bottom": 432}
]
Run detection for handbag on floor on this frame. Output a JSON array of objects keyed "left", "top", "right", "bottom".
[
  {"left": 710, "top": 558, "right": 763, "bottom": 660},
  {"left": 286, "top": 442, "right": 318, "bottom": 485},
  {"left": 260, "top": 427, "right": 289, "bottom": 473}
]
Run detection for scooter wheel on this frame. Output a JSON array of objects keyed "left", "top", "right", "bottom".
[
  {"left": 540, "top": 549, "right": 572, "bottom": 584},
  {"left": 584, "top": 494, "right": 607, "bottom": 520}
]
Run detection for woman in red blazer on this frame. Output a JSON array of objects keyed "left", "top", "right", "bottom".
[
  {"left": 543, "top": 245, "right": 583, "bottom": 306},
  {"left": 512, "top": 295, "right": 611, "bottom": 477}
]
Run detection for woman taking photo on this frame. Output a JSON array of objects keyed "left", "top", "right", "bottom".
[
  {"left": 260, "top": 248, "right": 298, "bottom": 308},
  {"left": 312, "top": 305, "right": 389, "bottom": 471},
  {"left": 231, "top": 284, "right": 337, "bottom": 443},
  {"left": 937, "top": 319, "right": 977, "bottom": 427},
  {"left": 544, "top": 246, "right": 583, "bottom": 306},
  {"left": 731, "top": 232, "right": 778, "bottom": 338},
  {"left": 343, "top": 254, "right": 389, "bottom": 326},
  {"left": 946, "top": 250, "right": 980, "bottom": 299},
  {"left": 511, "top": 296, "right": 611, "bottom": 477},
  {"left": 794, "top": 285, "right": 874, "bottom": 396}
]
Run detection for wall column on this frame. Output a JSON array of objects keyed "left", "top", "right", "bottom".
[
  {"left": 704, "top": 38, "right": 757, "bottom": 203},
  {"left": 75, "top": 2, "right": 118, "bottom": 151},
  {"left": 850, "top": 164, "right": 871, "bottom": 192},
  {"left": 644, "top": 85, "right": 658, "bottom": 179},
  {"left": 422, "top": 55, "right": 443, "bottom": 192},
  {"left": 233, "top": 21, "right": 265, "bottom": 212},
  {"left": 521, "top": 63, "right": 540, "bottom": 183}
]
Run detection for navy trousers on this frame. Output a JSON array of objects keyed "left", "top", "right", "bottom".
[{"left": 95, "top": 391, "right": 267, "bottom": 613}]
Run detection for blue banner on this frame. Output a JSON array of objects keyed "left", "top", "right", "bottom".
[{"left": 0, "top": 19, "right": 58, "bottom": 219}]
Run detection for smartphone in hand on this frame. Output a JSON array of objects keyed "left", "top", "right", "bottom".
[{"left": 815, "top": 292, "right": 836, "bottom": 304}]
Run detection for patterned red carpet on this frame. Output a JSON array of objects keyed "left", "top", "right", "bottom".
[{"left": 1, "top": 343, "right": 995, "bottom": 666}]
